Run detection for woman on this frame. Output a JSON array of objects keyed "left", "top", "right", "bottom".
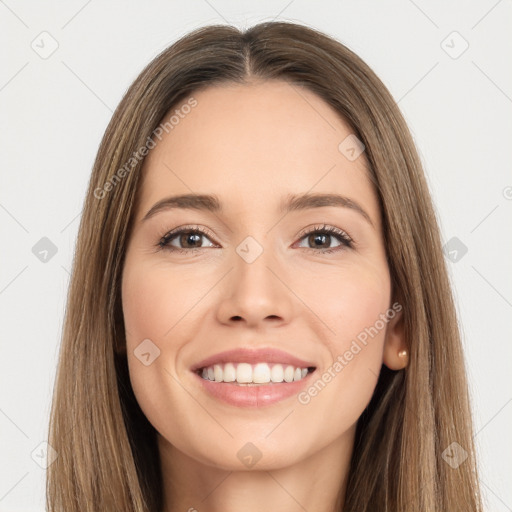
[{"left": 47, "top": 21, "right": 482, "bottom": 511}]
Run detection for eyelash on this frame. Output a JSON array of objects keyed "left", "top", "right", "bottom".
[{"left": 157, "top": 223, "right": 354, "bottom": 255}]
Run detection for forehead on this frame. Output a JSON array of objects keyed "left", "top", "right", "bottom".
[{"left": 137, "top": 80, "right": 378, "bottom": 223}]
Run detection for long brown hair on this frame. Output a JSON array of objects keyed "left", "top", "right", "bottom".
[{"left": 47, "top": 21, "right": 482, "bottom": 511}]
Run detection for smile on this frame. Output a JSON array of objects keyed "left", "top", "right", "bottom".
[
  {"left": 191, "top": 347, "right": 317, "bottom": 407},
  {"left": 197, "top": 362, "right": 314, "bottom": 384}
]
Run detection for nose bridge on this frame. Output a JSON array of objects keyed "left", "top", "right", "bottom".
[
  {"left": 215, "top": 231, "right": 293, "bottom": 326},
  {"left": 233, "top": 232, "right": 280, "bottom": 297}
]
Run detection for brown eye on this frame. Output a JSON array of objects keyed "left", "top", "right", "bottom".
[
  {"left": 177, "top": 232, "right": 203, "bottom": 248},
  {"left": 307, "top": 233, "right": 333, "bottom": 249},
  {"left": 159, "top": 227, "right": 216, "bottom": 251},
  {"left": 296, "top": 225, "right": 353, "bottom": 253}
]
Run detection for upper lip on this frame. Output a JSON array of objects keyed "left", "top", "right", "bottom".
[{"left": 191, "top": 347, "right": 317, "bottom": 371}]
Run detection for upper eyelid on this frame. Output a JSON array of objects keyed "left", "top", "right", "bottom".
[
  {"left": 160, "top": 225, "right": 217, "bottom": 243},
  {"left": 296, "top": 224, "right": 352, "bottom": 241}
]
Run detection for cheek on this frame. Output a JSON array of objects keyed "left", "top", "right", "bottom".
[
  {"left": 122, "top": 260, "right": 185, "bottom": 345},
  {"left": 294, "top": 262, "right": 391, "bottom": 423},
  {"left": 298, "top": 260, "right": 391, "bottom": 354},
  {"left": 332, "top": 276, "right": 390, "bottom": 349},
  {"left": 121, "top": 260, "right": 195, "bottom": 442},
  {"left": 120, "top": 255, "right": 217, "bottom": 407}
]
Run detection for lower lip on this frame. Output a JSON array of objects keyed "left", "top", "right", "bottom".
[{"left": 192, "top": 370, "right": 315, "bottom": 407}]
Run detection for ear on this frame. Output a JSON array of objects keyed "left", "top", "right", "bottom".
[{"left": 382, "top": 307, "right": 408, "bottom": 370}]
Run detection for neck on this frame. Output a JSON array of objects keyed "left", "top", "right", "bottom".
[{"left": 158, "top": 429, "right": 354, "bottom": 512}]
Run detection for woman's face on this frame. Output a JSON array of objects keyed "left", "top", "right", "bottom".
[{"left": 121, "top": 80, "right": 404, "bottom": 470}]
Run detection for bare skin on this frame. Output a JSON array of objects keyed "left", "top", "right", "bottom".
[{"left": 121, "top": 80, "right": 406, "bottom": 512}]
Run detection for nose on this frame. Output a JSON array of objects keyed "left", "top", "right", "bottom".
[{"left": 215, "top": 244, "right": 296, "bottom": 328}]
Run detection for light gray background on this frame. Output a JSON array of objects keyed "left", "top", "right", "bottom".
[{"left": 1, "top": 1, "right": 511, "bottom": 510}]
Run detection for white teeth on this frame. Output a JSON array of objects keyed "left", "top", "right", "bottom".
[
  {"left": 236, "top": 363, "right": 252, "bottom": 383},
  {"left": 270, "top": 364, "right": 284, "bottom": 383},
  {"left": 198, "top": 362, "right": 312, "bottom": 384},
  {"left": 253, "top": 363, "right": 271, "bottom": 384},
  {"left": 214, "top": 364, "right": 223, "bottom": 382},
  {"left": 223, "top": 362, "right": 236, "bottom": 382},
  {"left": 283, "top": 365, "right": 294, "bottom": 383}
]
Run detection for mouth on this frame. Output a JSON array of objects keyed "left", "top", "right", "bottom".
[
  {"left": 194, "top": 362, "right": 316, "bottom": 385},
  {"left": 190, "top": 348, "right": 317, "bottom": 407}
]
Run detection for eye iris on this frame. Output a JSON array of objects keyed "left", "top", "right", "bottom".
[
  {"left": 181, "top": 232, "right": 202, "bottom": 248},
  {"left": 309, "top": 233, "right": 329, "bottom": 249}
]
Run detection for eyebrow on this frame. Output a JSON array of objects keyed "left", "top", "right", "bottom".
[{"left": 142, "top": 192, "right": 373, "bottom": 226}]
